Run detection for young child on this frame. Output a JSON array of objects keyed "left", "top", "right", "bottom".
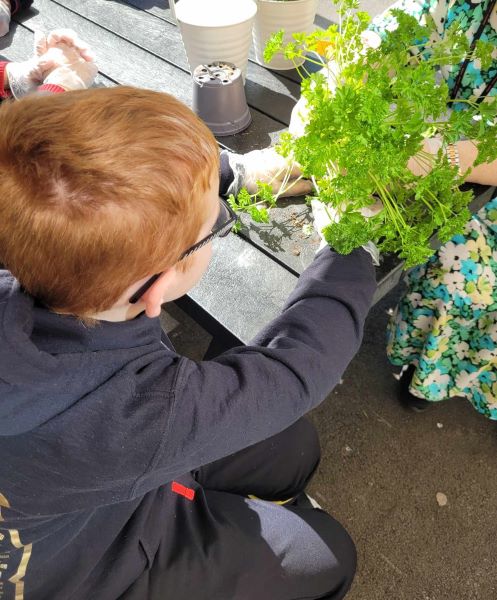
[{"left": 0, "top": 86, "right": 376, "bottom": 600}]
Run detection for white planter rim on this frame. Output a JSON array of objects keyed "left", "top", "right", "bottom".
[
  {"left": 256, "top": 0, "right": 315, "bottom": 5},
  {"left": 176, "top": 0, "right": 257, "bottom": 28}
]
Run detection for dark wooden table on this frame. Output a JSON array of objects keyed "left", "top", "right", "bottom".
[{"left": 2, "top": 0, "right": 495, "bottom": 353}]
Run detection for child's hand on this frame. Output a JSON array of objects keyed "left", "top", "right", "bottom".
[
  {"left": 35, "top": 28, "right": 95, "bottom": 64},
  {"left": 5, "top": 29, "right": 97, "bottom": 98},
  {"left": 311, "top": 199, "right": 380, "bottom": 264},
  {"left": 43, "top": 61, "right": 98, "bottom": 92},
  {"left": 5, "top": 57, "right": 56, "bottom": 99}
]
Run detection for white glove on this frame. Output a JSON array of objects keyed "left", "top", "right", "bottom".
[
  {"left": 5, "top": 56, "right": 52, "bottom": 99},
  {"left": 5, "top": 28, "right": 96, "bottom": 98},
  {"left": 0, "top": 0, "right": 10, "bottom": 38},
  {"left": 35, "top": 28, "right": 95, "bottom": 63},
  {"left": 43, "top": 61, "right": 98, "bottom": 91},
  {"left": 227, "top": 147, "right": 313, "bottom": 197},
  {"left": 311, "top": 198, "right": 381, "bottom": 265},
  {"left": 289, "top": 59, "right": 340, "bottom": 138}
]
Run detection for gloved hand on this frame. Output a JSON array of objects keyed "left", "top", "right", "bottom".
[
  {"left": 226, "top": 147, "right": 313, "bottom": 197},
  {"left": 43, "top": 61, "right": 98, "bottom": 91},
  {"left": 5, "top": 28, "right": 96, "bottom": 98},
  {"left": 311, "top": 198, "right": 381, "bottom": 265},
  {"left": 34, "top": 28, "right": 95, "bottom": 63}
]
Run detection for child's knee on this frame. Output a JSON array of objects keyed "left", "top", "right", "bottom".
[
  {"left": 282, "top": 417, "right": 321, "bottom": 478},
  {"left": 307, "top": 512, "right": 357, "bottom": 599},
  {"left": 278, "top": 507, "right": 357, "bottom": 599}
]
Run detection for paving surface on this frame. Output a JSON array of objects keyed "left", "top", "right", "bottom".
[{"left": 162, "top": 282, "right": 497, "bottom": 600}]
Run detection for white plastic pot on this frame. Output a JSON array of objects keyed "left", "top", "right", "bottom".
[
  {"left": 253, "top": 0, "right": 318, "bottom": 70},
  {"left": 175, "top": 0, "right": 257, "bottom": 81}
]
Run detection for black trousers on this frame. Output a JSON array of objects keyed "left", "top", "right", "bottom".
[{"left": 125, "top": 419, "right": 356, "bottom": 600}]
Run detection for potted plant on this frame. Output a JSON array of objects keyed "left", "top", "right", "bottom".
[
  {"left": 231, "top": 0, "right": 497, "bottom": 267},
  {"left": 253, "top": 0, "right": 319, "bottom": 70}
]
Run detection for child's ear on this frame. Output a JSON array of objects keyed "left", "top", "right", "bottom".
[{"left": 141, "top": 267, "right": 177, "bottom": 318}]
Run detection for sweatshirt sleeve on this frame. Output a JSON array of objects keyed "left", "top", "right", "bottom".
[
  {"left": 219, "top": 150, "right": 235, "bottom": 197},
  {"left": 0, "top": 60, "right": 66, "bottom": 101},
  {"left": 135, "top": 246, "right": 376, "bottom": 492}
]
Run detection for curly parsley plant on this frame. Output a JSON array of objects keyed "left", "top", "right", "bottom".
[{"left": 229, "top": 0, "right": 497, "bottom": 267}]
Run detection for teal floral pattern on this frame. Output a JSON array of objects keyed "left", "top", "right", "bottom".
[
  {"left": 387, "top": 199, "right": 497, "bottom": 419},
  {"left": 382, "top": 0, "right": 497, "bottom": 418},
  {"left": 375, "top": 0, "right": 497, "bottom": 101}
]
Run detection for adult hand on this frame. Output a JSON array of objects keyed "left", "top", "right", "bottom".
[
  {"left": 407, "top": 136, "right": 443, "bottom": 176},
  {"left": 228, "top": 148, "right": 313, "bottom": 197}
]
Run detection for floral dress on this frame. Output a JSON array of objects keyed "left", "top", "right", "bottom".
[{"left": 382, "top": 0, "right": 497, "bottom": 417}]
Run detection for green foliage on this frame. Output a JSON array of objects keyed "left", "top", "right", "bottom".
[
  {"left": 232, "top": 0, "right": 497, "bottom": 267},
  {"left": 228, "top": 183, "right": 277, "bottom": 225},
  {"left": 263, "top": 30, "right": 285, "bottom": 64}
]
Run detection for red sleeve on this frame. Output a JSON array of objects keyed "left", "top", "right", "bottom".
[
  {"left": 0, "top": 62, "right": 12, "bottom": 100},
  {"left": 37, "top": 84, "right": 66, "bottom": 94},
  {"left": 0, "top": 64, "right": 66, "bottom": 100}
]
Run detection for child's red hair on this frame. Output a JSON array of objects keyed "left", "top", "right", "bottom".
[{"left": 0, "top": 86, "right": 219, "bottom": 316}]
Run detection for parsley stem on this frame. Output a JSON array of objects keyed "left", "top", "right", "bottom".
[
  {"left": 280, "top": 175, "right": 307, "bottom": 196},
  {"left": 369, "top": 171, "right": 406, "bottom": 231},
  {"left": 446, "top": 98, "right": 478, "bottom": 108},
  {"left": 275, "top": 165, "right": 293, "bottom": 201}
]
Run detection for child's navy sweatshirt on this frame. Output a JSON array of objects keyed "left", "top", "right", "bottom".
[{"left": 0, "top": 146, "right": 376, "bottom": 598}]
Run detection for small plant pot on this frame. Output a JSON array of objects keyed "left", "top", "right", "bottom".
[
  {"left": 175, "top": 0, "right": 257, "bottom": 82},
  {"left": 192, "top": 62, "right": 252, "bottom": 136},
  {"left": 253, "top": 0, "right": 318, "bottom": 70}
]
